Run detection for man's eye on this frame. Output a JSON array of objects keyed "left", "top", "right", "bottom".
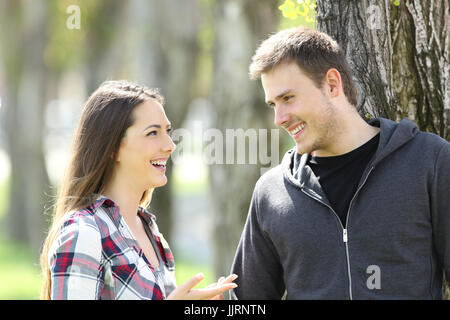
[
  {"left": 284, "top": 95, "right": 293, "bottom": 102},
  {"left": 267, "top": 103, "right": 275, "bottom": 109}
]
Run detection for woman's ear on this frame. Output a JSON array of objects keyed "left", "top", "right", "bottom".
[{"left": 111, "top": 152, "right": 120, "bottom": 162}]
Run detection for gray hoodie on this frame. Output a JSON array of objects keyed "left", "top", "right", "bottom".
[{"left": 231, "top": 118, "right": 450, "bottom": 299}]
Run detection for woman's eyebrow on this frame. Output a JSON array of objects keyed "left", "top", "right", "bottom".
[{"left": 143, "top": 123, "right": 171, "bottom": 131}]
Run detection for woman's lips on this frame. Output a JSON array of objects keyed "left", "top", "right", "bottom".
[
  {"left": 150, "top": 158, "right": 168, "bottom": 172},
  {"left": 151, "top": 164, "right": 166, "bottom": 172}
]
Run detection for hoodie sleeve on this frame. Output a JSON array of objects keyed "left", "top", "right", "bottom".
[
  {"left": 230, "top": 184, "right": 285, "bottom": 300},
  {"left": 430, "top": 142, "right": 450, "bottom": 285}
]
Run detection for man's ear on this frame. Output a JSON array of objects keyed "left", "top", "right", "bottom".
[{"left": 324, "top": 68, "right": 342, "bottom": 98}]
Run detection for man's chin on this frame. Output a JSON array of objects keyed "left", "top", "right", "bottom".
[{"left": 295, "top": 143, "right": 313, "bottom": 155}]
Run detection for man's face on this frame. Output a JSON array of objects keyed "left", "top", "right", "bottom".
[{"left": 261, "top": 61, "right": 340, "bottom": 156}]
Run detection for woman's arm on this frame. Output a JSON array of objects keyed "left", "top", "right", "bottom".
[{"left": 48, "top": 213, "right": 104, "bottom": 299}]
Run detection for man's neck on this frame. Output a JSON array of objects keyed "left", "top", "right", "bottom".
[{"left": 312, "top": 112, "right": 380, "bottom": 157}]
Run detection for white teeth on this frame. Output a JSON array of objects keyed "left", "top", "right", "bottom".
[
  {"left": 290, "top": 123, "right": 305, "bottom": 136},
  {"left": 151, "top": 160, "right": 166, "bottom": 166}
]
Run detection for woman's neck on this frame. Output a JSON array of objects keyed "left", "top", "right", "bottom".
[{"left": 102, "top": 174, "right": 143, "bottom": 228}]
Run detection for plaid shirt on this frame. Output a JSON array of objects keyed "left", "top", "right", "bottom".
[{"left": 49, "top": 195, "right": 176, "bottom": 300}]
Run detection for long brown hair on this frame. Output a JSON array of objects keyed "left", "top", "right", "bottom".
[{"left": 40, "top": 80, "right": 164, "bottom": 299}]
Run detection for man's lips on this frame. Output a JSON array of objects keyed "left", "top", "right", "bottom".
[{"left": 286, "top": 122, "right": 306, "bottom": 137}]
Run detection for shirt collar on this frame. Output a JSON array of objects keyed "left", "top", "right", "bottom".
[{"left": 93, "top": 194, "right": 157, "bottom": 226}]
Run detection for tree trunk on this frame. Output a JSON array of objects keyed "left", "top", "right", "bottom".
[
  {"left": 316, "top": 0, "right": 449, "bottom": 139},
  {"left": 316, "top": 0, "right": 398, "bottom": 119},
  {"left": 210, "top": 0, "right": 279, "bottom": 281},
  {"left": 317, "top": 0, "right": 449, "bottom": 300},
  {"left": 0, "top": 0, "right": 52, "bottom": 258},
  {"left": 147, "top": 0, "right": 201, "bottom": 243},
  {"left": 391, "top": 0, "right": 449, "bottom": 140}
]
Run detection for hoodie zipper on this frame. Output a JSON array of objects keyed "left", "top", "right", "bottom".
[{"left": 300, "top": 165, "right": 375, "bottom": 300}]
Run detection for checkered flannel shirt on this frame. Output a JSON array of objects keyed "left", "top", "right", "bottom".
[{"left": 49, "top": 195, "right": 176, "bottom": 299}]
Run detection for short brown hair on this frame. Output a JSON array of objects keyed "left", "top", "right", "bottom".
[{"left": 249, "top": 26, "right": 358, "bottom": 106}]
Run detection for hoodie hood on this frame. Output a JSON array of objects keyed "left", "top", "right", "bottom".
[{"left": 282, "top": 117, "right": 419, "bottom": 187}]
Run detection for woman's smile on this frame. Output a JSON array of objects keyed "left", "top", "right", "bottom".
[{"left": 150, "top": 158, "right": 168, "bottom": 172}]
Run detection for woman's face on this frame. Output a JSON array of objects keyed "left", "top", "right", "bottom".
[{"left": 115, "top": 99, "right": 176, "bottom": 190}]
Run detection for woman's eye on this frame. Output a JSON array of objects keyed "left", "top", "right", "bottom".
[
  {"left": 146, "top": 130, "right": 157, "bottom": 136},
  {"left": 167, "top": 128, "right": 173, "bottom": 136}
]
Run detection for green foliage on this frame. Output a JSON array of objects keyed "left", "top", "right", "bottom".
[
  {"left": 278, "top": 0, "right": 317, "bottom": 29},
  {"left": 365, "top": 113, "right": 375, "bottom": 121},
  {"left": 45, "top": 0, "right": 113, "bottom": 71}
]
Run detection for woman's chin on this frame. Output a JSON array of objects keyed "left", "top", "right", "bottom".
[{"left": 148, "top": 176, "right": 168, "bottom": 188}]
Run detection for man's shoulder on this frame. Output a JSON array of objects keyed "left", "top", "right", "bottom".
[
  {"left": 256, "top": 163, "right": 284, "bottom": 188},
  {"left": 408, "top": 130, "right": 449, "bottom": 159},
  {"left": 254, "top": 163, "right": 297, "bottom": 205},
  {"left": 414, "top": 129, "right": 449, "bottom": 147}
]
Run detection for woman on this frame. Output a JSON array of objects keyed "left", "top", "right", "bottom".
[{"left": 40, "top": 80, "right": 237, "bottom": 300}]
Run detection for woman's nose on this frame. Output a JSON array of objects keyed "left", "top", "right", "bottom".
[{"left": 164, "top": 134, "right": 176, "bottom": 154}]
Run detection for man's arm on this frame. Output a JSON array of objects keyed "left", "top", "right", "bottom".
[
  {"left": 430, "top": 142, "right": 450, "bottom": 288},
  {"left": 230, "top": 185, "right": 285, "bottom": 300}
]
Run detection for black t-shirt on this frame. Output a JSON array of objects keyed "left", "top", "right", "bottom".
[{"left": 295, "top": 133, "right": 380, "bottom": 227}]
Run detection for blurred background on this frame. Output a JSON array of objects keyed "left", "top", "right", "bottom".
[
  {"left": 1, "top": 0, "right": 448, "bottom": 299},
  {"left": 0, "top": 0, "right": 311, "bottom": 299}
]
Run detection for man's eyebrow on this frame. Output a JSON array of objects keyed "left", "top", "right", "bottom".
[
  {"left": 143, "top": 123, "right": 172, "bottom": 131},
  {"left": 265, "top": 89, "right": 294, "bottom": 104}
]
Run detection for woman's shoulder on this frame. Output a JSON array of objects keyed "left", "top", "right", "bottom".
[
  {"left": 55, "top": 195, "right": 117, "bottom": 243},
  {"left": 48, "top": 205, "right": 107, "bottom": 277}
]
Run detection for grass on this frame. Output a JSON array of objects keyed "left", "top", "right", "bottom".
[
  {"left": 174, "top": 259, "right": 215, "bottom": 288},
  {"left": 0, "top": 235, "right": 214, "bottom": 300},
  {"left": 0, "top": 238, "right": 42, "bottom": 300}
]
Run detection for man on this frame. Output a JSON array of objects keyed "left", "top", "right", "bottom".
[{"left": 230, "top": 26, "right": 450, "bottom": 299}]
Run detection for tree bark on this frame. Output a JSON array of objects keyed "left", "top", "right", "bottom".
[
  {"left": 317, "top": 0, "right": 449, "bottom": 139},
  {"left": 391, "top": 0, "right": 449, "bottom": 140},
  {"left": 317, "top": 0, "right": 449, "bottom": 299},
  {"left": 316, "top": 0, "right": 398, "bottom": 119}
]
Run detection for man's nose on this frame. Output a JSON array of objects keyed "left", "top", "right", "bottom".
[{"left": 274, "top": 105, "right": 290, "bottom": 127}]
